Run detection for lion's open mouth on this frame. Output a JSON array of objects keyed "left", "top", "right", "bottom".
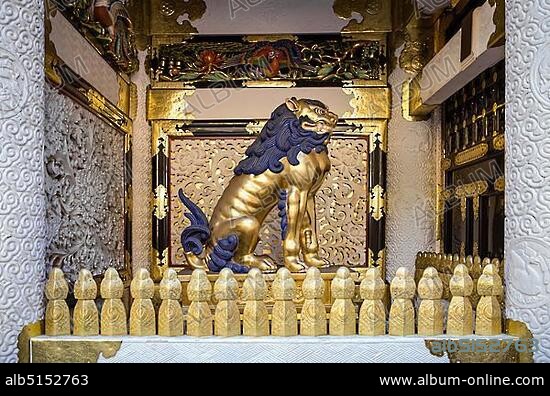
[{"left": 301, "top": 119, "right": 335, "bottom": 133}]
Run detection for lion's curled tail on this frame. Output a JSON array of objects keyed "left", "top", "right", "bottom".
[{"left": 178, "top": 189, "right": 248, "bottom": 273}]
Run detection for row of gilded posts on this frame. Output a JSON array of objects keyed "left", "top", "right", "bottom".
[{"left": 45, "top": 263, "right": 502, "bottom": 337}]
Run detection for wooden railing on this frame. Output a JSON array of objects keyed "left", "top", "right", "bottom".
[{"left": 45, "top": 262, "right": 503, "bottom": 337}]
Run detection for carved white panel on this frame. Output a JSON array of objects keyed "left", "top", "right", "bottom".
[
  {"left": 0, "top": 0, "right": 46, "bottom": 362},
  {"left": 386, "top": 46, "right": 439, "bottom": 280},
  {"left": 44, "top": 85, "right": 125, "bottom": 285},
  {"left": 505, "top": 0, "right": 550, "bottom": 363}
]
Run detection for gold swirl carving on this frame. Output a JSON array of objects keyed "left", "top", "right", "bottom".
[
  {"left": 301, "top": 268, "right": 327, "bottom": 336},
  {"left": 73, "top": 269, "right": 99, "bottom": 336},
  {"left": 454, "top": 143, "right": 489, "bottom": 166},
  {"left": 493, "top": 133, "right": 505, "bottom": 151},
  {"left": 455, "top": 180, "right": 489, "bottom": 198},
  {"left": 359, "top": 267, "right": 385, "bottom": 335},
  {"left": 45, "top": 268, "right": 70, "bottom": 336},
  {"left": 170, "top": 137, "right": 368, "bottom": 268},
  {"left": 329, "top": 267, "right": 356, "bottom": 336},
  {"left": 214, "top": 269, "right": 240, "bottom": 336},
  {"left": 495, "top": 176, "right": 505, "bottom": 192},
  {"left": 100, "top": 268, "right": 127, "bottom": 336},
  {"left": 158, "top": 269, "right": 184, "bottom": 336}
]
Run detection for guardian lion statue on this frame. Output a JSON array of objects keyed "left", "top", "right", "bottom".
[{"left": 179, "top": 98, "right": 338, "bottom": 273}]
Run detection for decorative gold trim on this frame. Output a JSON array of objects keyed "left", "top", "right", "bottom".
[
  {"left": 149, "top": 0, "right": 206, "bottom": 36},
  {"left": 425, "top": 338, "right": 519, "bottom": 363},
  {"left": 243, "top": 34, "right": 298, "bottom": 42},
  {"left": 342, "top": 87, "right": 391, "bottom": 119},
  {"left": 124, "top": 130, "right": 132, "bottom": 154},
  {"left": 17, "top": 321, "right": 43, "bottom": 363},
  {"left": 368, "top": 247, "right": 385, "bottom": 267},
  {"left": 493, "top": 133, "right": 505, "bottom": 151},
  {"left": 402, "top": 76, "right": 436, "bottom": 121},
  {"left": 334, "top": 0, "right": 392, "bottom": 33},
  {"left": 506, "top": 319, "right": 534, "bottom": 363},
  {"left": 151, "top": 247, "right": 168, "bottom": 282},
  {"left": 343, "top": 79, "right": 386, "bottom": 87},
  {"left": 454, "top": 143, "right": 489, "bottom": 166},
  {"left": 343, "top": 119, "right": 387, "bottom": 136},
  {"left": 488, "top": 0, "right": 505, "bottom": 48},
  {"left": 370, "top": 185, "right": 386, "bottom": 221},
  {"left": 442, "top": 188, "right": 454, "bottom": 201},
  {"left": 442, "top": 158, "right": 452, "bottom": 171},
  {"left": 45, "top": 11, "right": 62, "bottom": 87},
  {"left": 473, "top": 241, "right": 479, "bottom": 257},
  {"left": 369, "top": 127, "right": 387, "bottom": 153},
  {"left": 152, "top": 122, "right": 169, "bottom": 156},
  {"left": 31, "top": 339, "right": 122, "bottom": 363},
  {"left": 473, "top": 195, "right": 480, "bottom": 221},
  {"left": 460, "top": 197, "right": 467, "bottom": 222},
  {"left": 243, "top": 81, "right": 296, "bottom": 88},
  {"left": 117, "top": 75, "right": 131, "bottom": 116},
  {"left": 245, "top": 120, "right": 267, "bottom": 134},
  {"left": 460, "top": 241, "right": 465, "bottom": 257},
  {"left": 435, "top": 184, "right": 443, "bottom": 241},
  {"left": 84, "top": 89, "right": 132, "bottom": 134},
  {"left": 455, "top": 180, "right": 489, "bottom": 198},
  {"left": 495, "top": 176, "right": 505, "bottom": 192},
  {"left": 153, "top": 184, "right": 168, "bottom": 220},
  {"left": 147, "top": 88, "right": 196, "bottom": 121},
  {"left": 130, "top": 83, "right": 138, "bottom": 121}
]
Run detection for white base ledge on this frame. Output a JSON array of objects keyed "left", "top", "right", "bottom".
[{"left": 30, "top": 335, "right": 517, "bottom": 363}]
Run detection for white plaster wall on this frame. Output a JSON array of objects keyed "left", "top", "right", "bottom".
[
  {"left": 193, "top": 0, "right": 348, "bottom": 34},
  {"left": 179, "top": 87, "right": 356, "bottom": 120},
  {"left": 386, "top": 46, "right": 439, "bottom": 280},
  {"left": 0, "top": 0, "right": 46, "bottom": 362},
  {"left": 505, "top": 0, "right": 550, "bottom": 363},
  {"left": 131, "top": 51, "right": 152, "bottom": 272}
]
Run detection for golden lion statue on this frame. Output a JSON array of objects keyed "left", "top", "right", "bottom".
[{"left": 179, "top": 98, "right": 338, "bottom": 273}]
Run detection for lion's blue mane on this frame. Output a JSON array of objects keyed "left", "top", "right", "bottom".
[{"left": 234, "top": 102, "right": 330, "bottom": 176}]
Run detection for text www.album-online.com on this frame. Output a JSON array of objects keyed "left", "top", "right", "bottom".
[{"left": 379, "top": 374, "right": 544, "bottom": 386}]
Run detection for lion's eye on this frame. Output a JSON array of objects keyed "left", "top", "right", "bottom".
[{"left": 314, "top": 107, "right": 326, "bottom": 116}]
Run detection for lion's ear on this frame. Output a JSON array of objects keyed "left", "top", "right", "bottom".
[{"left": 285, "top": 97, "right": 299, "bottom": 112}]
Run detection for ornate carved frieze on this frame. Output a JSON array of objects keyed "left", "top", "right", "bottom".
[
  {"left": 52, "top": 0, "right": 138, "bottom": 74},
  {"left": 44, "top": 85, "right": 126, "bottom": 284},
  {"left": 150, "top": 35, "right": 386, "bottom": 86}
]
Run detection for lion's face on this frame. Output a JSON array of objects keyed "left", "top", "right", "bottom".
[{"left": 285, "top": 98, "right": 338, "bottom": 134}]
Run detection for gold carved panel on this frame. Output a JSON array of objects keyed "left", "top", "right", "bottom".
[{"left": 169, "top": 137, "right": 368, "bottom": 268}]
